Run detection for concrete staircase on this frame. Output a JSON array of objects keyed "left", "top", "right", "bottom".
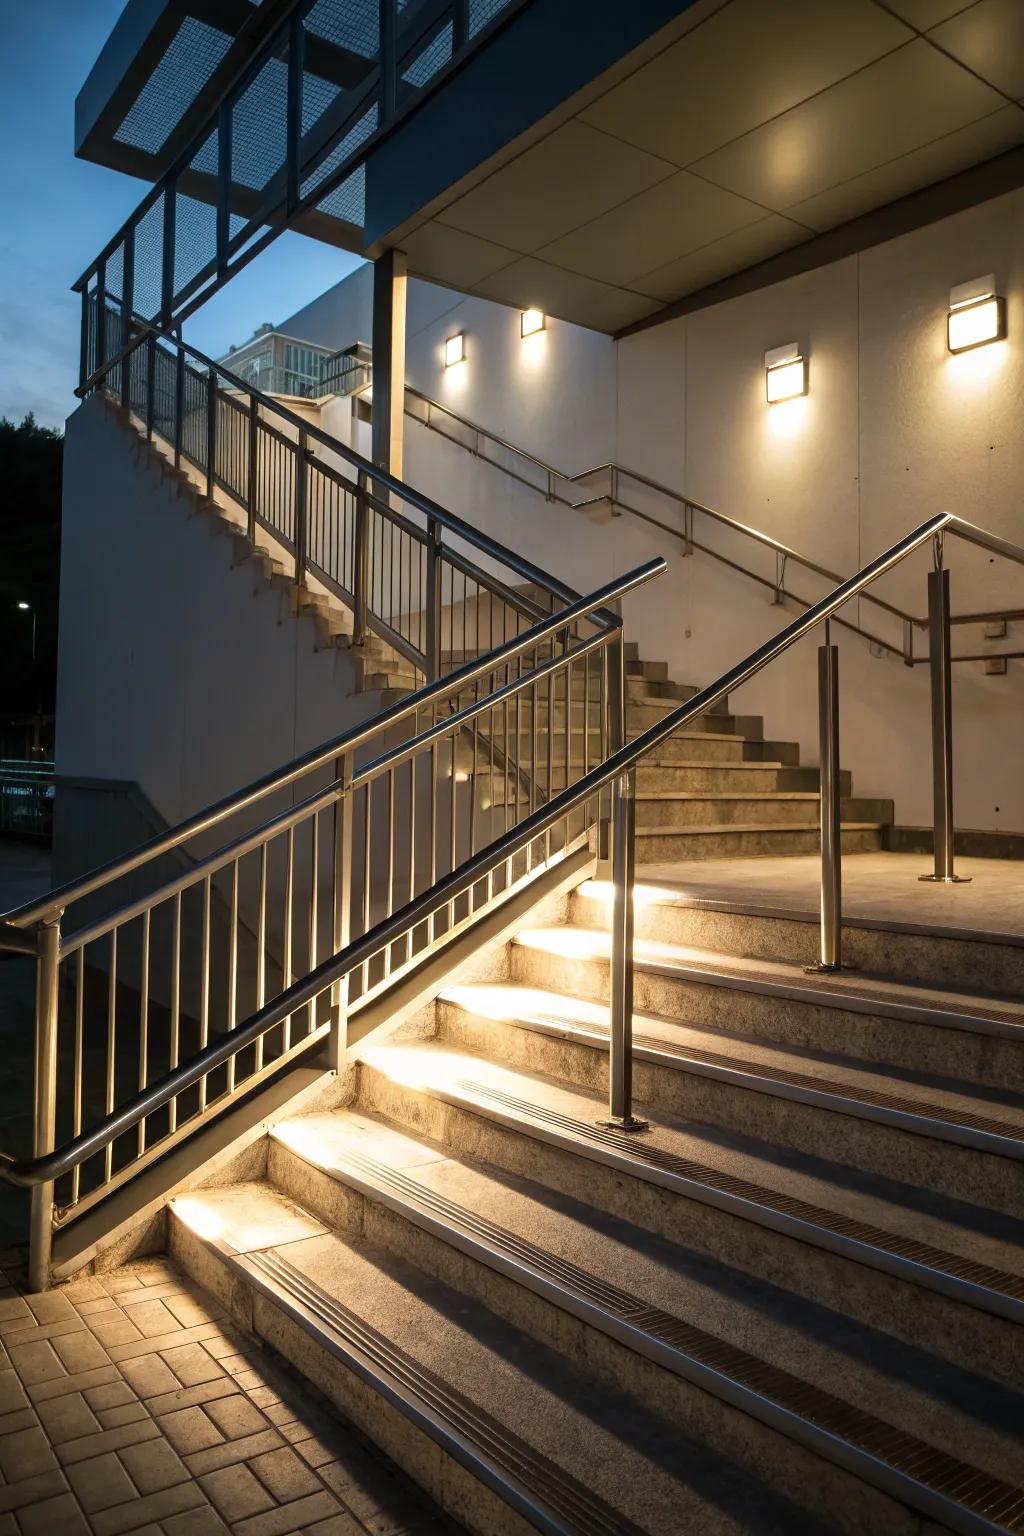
[{"left": 164, "top": 861, "right": 1024, "bottom": 1535}]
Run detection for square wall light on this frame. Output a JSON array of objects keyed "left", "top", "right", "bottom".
[
  {"left": 765, "top": 343, "right": 807, "bottom": 404},
  {"left": 444, "top": 332, "right": 465, "bottom": 367},
  {"left": 947, "top": 275, "right": 1005, "bottom": 354},
  {"left": 521, "top": 308, "right": 545, "bottom": 338}
]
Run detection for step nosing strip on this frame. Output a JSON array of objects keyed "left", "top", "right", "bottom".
[
  {"left": 242, "top": 1247, "right": 638, "bottom": 1536},
  {"left": 281, "top": 1141, "right": 1023, "bottom": 1536},
  {"left": 413, "top": 1075, "right": 1024, "bottom": 1316}
]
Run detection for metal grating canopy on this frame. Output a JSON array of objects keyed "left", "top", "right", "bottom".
[{"left": 113, "top": 18, "right": 234, "bottom": 156}]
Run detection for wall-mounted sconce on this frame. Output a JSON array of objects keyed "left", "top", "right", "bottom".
[
  {"left": 444, "top": 332, "right": 465, "bottom": 367},
  {"left": 765, "top": 342, "right": 807, "bottom": 404},
  {"left": 947, "top": 275, "right": 1005, "bottom": 353},
  {"left": 521, "top": 309, "right": 545, "bottom": 338}
]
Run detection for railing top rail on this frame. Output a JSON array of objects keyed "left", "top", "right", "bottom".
[
  {"left": 78, "top": 324, "right": 587, "bottom": 617},
  {"left": 1, "top": 559, "right": 663, "bottom": 932}
]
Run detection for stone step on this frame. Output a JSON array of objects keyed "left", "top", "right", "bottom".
[
  {"left": 568, "top": 881, "right": 1024, "bottom": 1090},
  {"left": 632, "top": 793, "right": 893, "bottom": 830},
  {"left": 354, "top": 1042, "right": 1023, "bottom": 1389},
  {"left": 264, "top": 1106, "right": 1024, "bottom": 1536},
  {"left": 168, "top": 1185, "right": 819, "bottom": 1536},
  {"left": 444, "top": 971, "right": 1024, "bottom": 1218},
  {"left": 635, "top": 763, "right": 850, "bottom": 794},
  {"left": 632, "top": 823, "right": 884, "bottom": 861}
]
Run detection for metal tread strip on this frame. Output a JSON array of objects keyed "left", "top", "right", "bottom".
[
  {"left": 299, "top": 1141, "right": 1024, "bottom": 1536},
  {"left": 469, "top": 1000, "right": 1024, "bottom": 1155},
  {"left": 439, "top": 1077, "right": 1024, "bottom": 1317},
  {"left": 237, "top": 1246, "right": 645, "bottom": 1536}
]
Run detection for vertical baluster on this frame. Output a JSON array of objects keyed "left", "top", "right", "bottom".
[
  {"left": 361, "top": 784, "right": 372, "bottom": 995},
  {"left": 407, "top": 754, "right": 416, "bottom": 963},
  {"left": 601, "top": 766, "right": 646, "bottom": 1133},
  {"left": 386, "top": 770, "right": 396, "bottom": 974},
  {"left": 29, "top": 915, "right": 61, "bottom": 1293},
  {"left": 199, "top": 876, "right": 211, "bottom": 1110},
  {"left": 226, "top": 861, "right": 240, "bottom": 1091},
  {"left": 248, "top": 397, "right": 259, "bottom": 540},
  {"left": 206, "top": 367, "right": 217, "bottom": 500},
  {"left": 255, "top": 842, "right": 268, "bottom": 1072},
  {"left": 168, "top": 891, "right": 181, "bottom": 1132},
  {"left": 71, "top": 947, "right": 84, "bottom": 1208},
  {"left": 137, "top": 910, "right": 150, "bottom": 1156},
  {"left": 283, "top": 827, "right": 294, "bottom": 1052},
  {"left": 104, "top": 928, "right": 117, "bottom": 1186},
  {"left": 429, "top": 743, "right": 438, "bottom": 942},
  {"left": 332, "top": 755, "right": 353, "bottom": 1071},
  {"left": 449, "top": 729, "right": 458, "bottom": 931},
  {"left": 308, "top": 811, "right": 320, "bottom": 1031}
]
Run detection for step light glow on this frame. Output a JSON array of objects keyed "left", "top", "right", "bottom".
[
  {"left": 765, "top": 343, "right": 807, "bottom": 404},
  {"left": 947, "top": 275, "right": 1005, "bottom": 354}
]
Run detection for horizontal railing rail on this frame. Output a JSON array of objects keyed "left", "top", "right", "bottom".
[
  {"left": 9, "top": 509, "right": 1019, "bottom": 1213},
  {"left": 401, "top": 383, "right": 1023, "bottom": 664}
]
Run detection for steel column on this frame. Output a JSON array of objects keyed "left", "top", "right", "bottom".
[
  {"left": 380, "top": 0, "right": 397, "bottom": 120},
  {"left": 96, "top": 261, "right": 107, "bottom": 378},
  {"left": 601, "top": 766, "right": 646, "bottom": 1131},
  {"left": 370, "top": 249, "right": 407, "bottom": 480},
  {"left": 216, "top": 101, "right": 232, "bottom": 277},
  {"left": 160, "top": 182, "right": 177, "bottom": 325},
  {"left": 921, "top": 561, "right": 969, "bottom": 883},
  {"left": 807, "top": 626, "right": 843, "bottom": 972},
  {"left": 28, "top": 916, "right": 61, "bottom": 1292},
  {"left": 206, "top": 366, "right": 218, "bottom": 499},
  {"left": 286, "top": 13, "right": 304, "bottom": 214}
]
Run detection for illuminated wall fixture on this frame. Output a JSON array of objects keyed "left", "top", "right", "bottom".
[
  {"left": 947, "top": 274, "right": 1005, "bottom": 353},
  {"left": 444, "top": 332, "right": 465, "bottom": 368},
  {"left": 521, "top": 308, "right": 545, "bottom": 338},
  {"left": 765, "top": 342, "right": 807, "bottom": 403}
]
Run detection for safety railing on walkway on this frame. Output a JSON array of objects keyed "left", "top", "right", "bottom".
[
  {"left": 0, "top": 548, "right": 663, "bottom": 1290},
  {"left": 4, "top": 512, "right": 1019, "bottom": 1292},
  {"left": 80, "top": 316, "right": 594, "bottom": 682},
  {"left": 0, "top": 761, "right": 56, "bottom": 843},
  {"left": 400, "top": 383, "right": 1024, "bottom": 667}
]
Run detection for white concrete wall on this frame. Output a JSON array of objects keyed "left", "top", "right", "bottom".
[
  {"left": 280, "top": 187, "right": 1024, "bottom": 832},
  {"left": 56, "top": 396, "right": 388, "bottom": 835}
]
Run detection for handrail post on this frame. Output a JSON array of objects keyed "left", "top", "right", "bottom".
[
  {"left": 247, "top": 394, "right": 259, "bottom": 540},
  {"left": 599, "top": 629, "right": 626, "bottom": 863},
  {"left": 331, "top": 752, "right": 353, "bottom": 1073},
  {"left": 205, "top": 366, "right": 217, "bottom": 499},
  {"left": 921, "top": 551, "right": 970, "bottom": 884},
  {"left": 806, "top": 622, "right": 843, "bottom": 972},
  {"left": 353, "top": 470, "right": 369, "bottom": 645},
  {"left": 424, "top": 516, "right": 442, "bottom": 682},
  {"left": 173, "top": 346, "right": 185, "bottom": 469},
  {"left": 145, "top": 333, "right": 156, "bottom": 441},
  {"left": 294, "top": 429, "right": 309, "bottom": 585},
  {"left": 600, "top": 766, "right": 647, "bottom": 1132},
  {"left": 29, "top": 914, "right": 61, "bottom": 1292}
]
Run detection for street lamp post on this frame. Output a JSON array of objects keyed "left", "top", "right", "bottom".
[{"left": 16, "top": 602, "right": 36, "bottom": 661}]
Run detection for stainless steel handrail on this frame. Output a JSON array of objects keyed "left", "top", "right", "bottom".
[
  {"left": 4, "top": 508, "right": 1005, "bottom": 1195},
  {"left": 403, "top": 383, "right": 1024, "bottom": 647},
  {"left": 1, "top": 560, "right": 661, "bottom": 932}
]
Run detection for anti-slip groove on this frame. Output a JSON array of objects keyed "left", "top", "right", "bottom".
[
  {"left": 242, "top": 1247, "right": 645, "bottom": 1536},
  {"left": 486, "top": 1003, "right": 1024, "bottom": 1154},
  {"left": 446, "top": 1078, "right": 1024, "bottom": 1313},
  {"left": 306, "top": 1143, "right": 1024, "bottom": 1534}
]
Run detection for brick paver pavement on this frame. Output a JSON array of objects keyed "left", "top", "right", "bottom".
[{"left": 0, "top": 1251, "right": 460, "bottom": 1536}]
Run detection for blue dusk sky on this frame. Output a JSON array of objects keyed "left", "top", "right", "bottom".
[{"left": 0, "top": 2, "right": 363, "bottom": 429}]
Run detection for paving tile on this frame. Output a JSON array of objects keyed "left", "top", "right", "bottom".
[
  {"left": 15, "top": 1490, "right": 91, "bottom": 1536},
  {"left": 0, "top": 1469, "right": 68, "bottom": 1514},
  {"left": 109, "top": 1325, "right": 221, "bottom": 1365},
  {"left": 83, "top": 1383, "right": 137, "bottom": 1413},
  {"left": 304, "top": 1517, "right": 362, "bottom": 1536},
  {"left": 73, "top": 1297, "right": 121, "bottom": 1318},
  {"left": 7, "top": 1340, "right": 65, "bottom": 1387},
  {"left": 145, "top": 1378, "right": 238, "bottom": 1419},
  {"left": 121, "top": 1300, "right": 178, "bottom": 1339},
  {"left": 162, "top": 1505, "right": 230, "bottom": 1536},
  {"left": 89, "top": 1480, "right": 206, "bottom": 1536},
  {"left": 197, "top": 1333, "right": 245, "bottom": 1362},
  {"left": 25, "top": 1295, "right": 76, "bottom": 1327},
  {"left": 183, "top": 1429, "right": 284, "bottom": 1478},
  {"left": 56, "top": 1418, "right": 159, "bottom": 1467},
  {"left": 0, "top": 1426, "right": 58, "bottom": 1481},
  {"left": 294, "top": 1436, "right": 336, "bottom": 1470},
  {"left": 202, "top": 1394, "right": 268, "bottom": 1441},
  {"left": 244, "top": 1387, "right": 282, "bottom": 1412},
  {"left": 59, "top": 1280, "right": 107, "bottom": 1305},
  {"left": 95, "top": 1401, "right": 151, "bottom": 1428},
  {"left": 248, "top": 1448, "right": 321, "bottom": 1505},
  {"left": 51, "top": 1332, "right": 110, "bottom": 1374},
  {"left": 87, "top": 1315, "right": 143, "bottom": 1349},
  {"left": 35, "top": 1391, "right": 102, "bottom": 1443},
  {"left": 163, "top": 1295, "right": 220, "bottom": 1330},
  {"left": 65, "top": 1453, "right": 135, "bottom": 1513},
  {"left": 0, "top": 1301, "right": 31, "bottom": 1328},
  {"left": 233, "top": 1489, "right": 340, "bottom": 1536},
  {"left": 261, "top": 1402, "right": 300, "bottom": 1429},
  {"left": 158, "top": 1408, "right": 224, "bottom": 1457},
  {"left": 158, "top": 1346, "right": 224, "bottom": 1390},
  {"left": 28, "top": 1366, "right": 119, "bottom": 1404},
  {"left": 118, "top": 1357, "right": 180, "bottom": 1400},
  {"left": 199, "top": 1464, "right": 274, "bottom": 1523},
  {"left": 0, "top": 1517, "right": 18, "bottom": 1536},
  {"left": 0, "top": 1406, "right": 36, "bottom": 1436},
  {"left": 100, "top": 1276, "right": 145, "bottom": 1298},
  {"left": 119, "top": 1437, "right": 190, "bottom": 1494}
]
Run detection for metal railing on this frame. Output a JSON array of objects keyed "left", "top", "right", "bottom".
[
  {"left": 80, "top": 315, "right": 601, "bottom": 683},
  {"left": 0, "top": 362, "right": 666, "bottom": 1296},
  {"left": 321, "top": 343, "right": 373, "bottom": 398},
  {"left": 401, "top": 383, "right": 1024, "bottom": 666},
  {"left": 73, "top": 0, "right": 524, "bottom": 345},
  {"left": 4, "top": 510, "right": 1019, "bottom": 1295},
  {"left": 0, "top": 762, "right": 55, "bottom": 843}
]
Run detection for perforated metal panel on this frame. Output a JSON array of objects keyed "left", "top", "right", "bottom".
[
  {"left": 302, "top": 103, "right": 378, "bottom": 203},
  {"left": 114, "top": 20, "right": 233, "bottom": 155},
  {"left": 230, "top": 56, "right": 288, "bottom": 192},
  {"left": 304, "top": 0, "right": 379, "bottom": 59},
  {"left": 470, "top": 0, "right": 511, "bottom": 37},
  {"left": 303, "top": 71, "right": 342, "bottom": 135},
  {"left": 133, "top": 194, "right": 166, "bottom": 321},
  {"left": 402, "top": 21, "right": 453, "bottom": 87}
]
